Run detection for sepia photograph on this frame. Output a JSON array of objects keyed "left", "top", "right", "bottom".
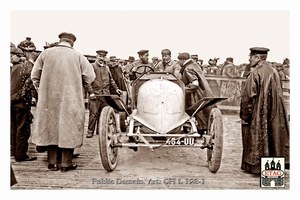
[{"left": 3, "top": 0, "right": 299, "bottom": 197}]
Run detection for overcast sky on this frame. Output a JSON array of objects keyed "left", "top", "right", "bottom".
[{"left": 10, "top": 10, "right": 290, "bottom": 65}]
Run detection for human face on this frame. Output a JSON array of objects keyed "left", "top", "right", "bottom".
[
  {"left": 249, "top": 54, "right": 260, "bottom": 67},
  {"left": 96, "top": 54, "right": 106, "bottom": 63},
  {"left": 140, "top": 53, "right": 149, "bottom": 64},
  {"left": 162, "top": 54, "right": 171, "bottom": 63}
]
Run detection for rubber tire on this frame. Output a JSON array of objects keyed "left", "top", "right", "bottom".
[
  {"left": 98, "top": 106, "right": 118, "bottom": 171},
  {"left": 206, "top": 108, "right": 223, "bottom": 173}
]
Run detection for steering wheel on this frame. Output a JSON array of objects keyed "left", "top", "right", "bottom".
[{"left": 134, "top": 64, "right": 154, "bottom": 75}]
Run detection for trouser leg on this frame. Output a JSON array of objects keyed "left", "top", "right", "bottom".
[
  {"left": 11, "top": 106, "right": 17, "bottom": 156},
  {"left": 61, "top": 148, "right": 74, "bottom": 168},
  {"left": 87, "top": 98, "right": 101, "bottom": 134},
  {"left": 47, "top": 145, "right": 58, "bottom": 165},
  {"left": 14, "top": 107, "right": 31, "bottom": 160}
]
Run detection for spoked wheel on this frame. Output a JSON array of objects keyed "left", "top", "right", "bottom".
[
  {"left": 98, "top": 106, "right": 119, "bottom": 171},
  {"left": 206, "top": 108, "right": 223, "bottom": 173}
]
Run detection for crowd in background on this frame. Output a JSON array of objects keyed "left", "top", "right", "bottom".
[
  {"left": 13, "top": 37, "right": 290, "bottom": 80},
  {"left": 10, "top": 34, "right": 290, "bottom": 180}
]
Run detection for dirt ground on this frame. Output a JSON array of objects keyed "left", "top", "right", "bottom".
[{"left": 10, "top": 110, "right": 290, "bottom": 190}]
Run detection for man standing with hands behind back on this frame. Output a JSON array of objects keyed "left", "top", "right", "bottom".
[
  {"left": 31, "top": 32, "right": 96, "bottom": 172},
  {"left": 240, "top": 47, "right": 289, "bottom": 174}
]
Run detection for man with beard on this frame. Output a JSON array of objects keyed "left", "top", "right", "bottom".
[
  {"left": 86, "top": 51, "right": 122, "bottom": 138},
  {"left": 240, "top": 47, "right": 289, "bottom": 174},
  {"left": 128, "top": 50, "right": 154, "bottom": 80},
  {"left": 177, "top": 52, "right": 215, "bottom": 135},
  {"left": 155, "top": 49, "right": 181, "bottom": 79}
]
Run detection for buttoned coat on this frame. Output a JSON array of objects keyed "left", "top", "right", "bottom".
[{"left": 31, "top": 44, "right": 95, "bottom": 148}]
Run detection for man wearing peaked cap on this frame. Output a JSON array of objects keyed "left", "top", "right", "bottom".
[
  {"left": 96, "top": 50, "right": 108, "bottom": 56},
  {"left": 31, "top": 32, "right": 95, "bottom": 171},
  {"left": 109, "top": 56, "right": 117, "bottom": 61},
  {"left": 128, "top": 49, "right": 154, "bottom": 80},
  {"left": 85, "top": 49, "right": 122, "bottom": 139},
  {"left": 249, "top": 47, "right": 269, "bottom": 55},
  {"left": 240, "top": 46, "right": 289, "bottom": 174},
  {"left": 177, "top": 51, "right": 215, "bottom": 136},
  {"left": 155, "top": 48, "right": 181, "bottom": 79},
  {"left": 137, "top": 50, "right": 149, "bottom": 56},
  {"left": 58, "top": 32, "right": 77, "bottom": 42}
]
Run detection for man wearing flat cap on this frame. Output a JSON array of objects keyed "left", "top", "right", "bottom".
[
  {"left": 85, "top": 50, "right": 122, "bottom": 139},
  {"left": 128, "top": 50, "right": 154, "bottom": 80},
  {"left": 240, "top": 47, "right": 290, "bottom": 174},
  {"left": 31, "top": 32, "right": 96, "bottom": 172},
  {"left": 155, "top": 49, "right": 181, "bottom": 79},
  {"left": 177, "top": 52, "right": 215, "bottom": 135}
]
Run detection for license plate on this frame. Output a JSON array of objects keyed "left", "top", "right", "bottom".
[{"left": 166, "top": 137, "right": 195, "bottom": 145}]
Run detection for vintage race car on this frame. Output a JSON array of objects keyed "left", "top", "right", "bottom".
[{"left": 96, "top": 67, "right": 226, "bottom": 173}]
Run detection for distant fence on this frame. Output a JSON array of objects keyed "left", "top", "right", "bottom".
[{"left": 205, "top": 75, "right": 290, "bottom": 114}]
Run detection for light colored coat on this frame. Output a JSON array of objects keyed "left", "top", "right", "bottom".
[{"left": 31, "top": 43, "right": 95, "bottom": 148}]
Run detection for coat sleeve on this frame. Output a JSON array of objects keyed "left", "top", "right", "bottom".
[
  {"left": 107, "top": 66, "right": 119, "bottom": 91},
  {"left": 80, "top": 56, "right": 96, "bottom": 94},
  {"left": 31, "top": 53, "right": 43, "bottom": 89},
  {"left": 240, "top": 72, "right": 258, "bottom": 122},
  {"left": 184, "top": 67, "right": 200, "bottom": 94}
]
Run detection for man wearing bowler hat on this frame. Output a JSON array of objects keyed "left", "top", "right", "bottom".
[
  {"left": 155, "top": 49, "right": 182, "bottom": 79},
  {"left": 240, "top": 47, "right": 290, "bottom": 174},
  {"left": 128, "top": 50, "right": 154, "bottom": 80},
  {"left": 31, "top": 32, "right": 96, "bottom": 172},
  {"left": 177, "top": 52, "right": 215, "bottom": 135},
  {"left": 85, "top": 50, "right": 122, "bottom": 139}
]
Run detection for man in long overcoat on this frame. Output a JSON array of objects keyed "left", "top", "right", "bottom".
[
  {"left": 177, "top": 52, "right": 215, "bottom": 134},
  {"left": 240, "top": 47, "right": 289, "bottom": 174},
  {"left": 31, "top": 32, "right": 95, "bottom": 172}
]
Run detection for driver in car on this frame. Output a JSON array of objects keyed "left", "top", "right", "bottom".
[{"left": 128, "top": 50, "right": 154, "bottom": 81}]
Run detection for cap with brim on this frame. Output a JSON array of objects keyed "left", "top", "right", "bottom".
[
  {"left": 110, "top": 56, "right": 117, "bottom": 61},
  {"left": 137, "top": 50, "right": 149, "bottom": 56},
  {"left": 96, "top": 50, "right": 108, "bottom": 56},
  {"left": 128, "top": 56, "right": 135, "bottom": 62},
  {"left": 58, "top": 32, "right": 77, "bottom": 42},
  {"left": 249, "top": 47, "right": 270, "bottom": 55},
  {"left": 226, "top": 57, "right": 234, "bottom": 62}
]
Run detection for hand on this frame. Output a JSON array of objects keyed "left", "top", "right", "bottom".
[
  {"left": 241, "top": 119, "right": 249, "bottom": 125},
  {"left": 116, "top": 89, "right": 122, "bottom": 95},
  {"left": 89, "top": 93, "right": 96, "bottom": 100}
]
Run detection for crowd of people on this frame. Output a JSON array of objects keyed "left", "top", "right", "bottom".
[{"left": 10, "top": 33, "right": 289, "bottom": 185}]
